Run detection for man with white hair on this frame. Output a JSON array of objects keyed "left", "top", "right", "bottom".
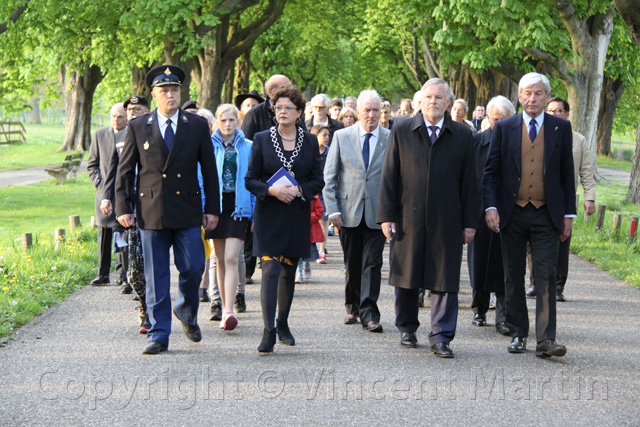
[
  {"left": 378, "top": 78, "right": 478, "bottom": 358},
  {"left": 324, "top": 89, "right": 390, "bottom": 333},
  {"left": 305, "top": 93, "right": 344, "bottom": 143},
  {"left": 483, "top": 73, "right": 575, "bottom": 358},
  {"left": 468, "top": 95, "right": 515, "bottom": 335}
]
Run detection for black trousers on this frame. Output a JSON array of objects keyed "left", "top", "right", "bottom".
[
  {"left": 394, "top": 287, "right": 458, "bottom": 345},
  {"left": 472, "top": 290, "right": 506, "bottom": 324},
  {"left": 97, "top": 226, "right": 113, "bottom": 277},
  {"left": 501, "top": 204, "right": 561, "bottom": 343},
  {"left": 260, "top": 258, "right": 297, "bottom": 332},
  {"left": 529, "top": 231, "right": 571, "bottom": 292},
  {"left": 244, "top": 223, "right": 257, "bottom": 279},
  {"left": 338, "top": 216, "right": 385, "bottom": 324}
]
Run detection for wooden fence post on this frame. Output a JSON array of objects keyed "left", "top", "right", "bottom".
[
  {"left": 613, "top": 214, "right": 622, "bottom": 236},
  {"left": 595, "top": 204, "right": 607, "bottom": 230},
  {"left": 90, "top": 216, "right": 96, "bottom": 228},
  {"left": 22, "top": 233, "right": 32, "bottom": 252},
  {"left": 54, "top": 228, "right": 65, "bottom": 251},
  {"left": 69, "top": 215, "right": 80, "bottom": 232},
  {"left": 630, "top": 216, "right": 639, "bottom": 243}
]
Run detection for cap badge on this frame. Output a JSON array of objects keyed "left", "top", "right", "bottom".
[
  {"left": 144, "top": 141, "right": 149, "bottom": 150},
  {"left": 164, "top": 67, "right": 172, "bottom": 76},
  {"left": 131, "top": 96, "right": 138, "bottom": 103}
]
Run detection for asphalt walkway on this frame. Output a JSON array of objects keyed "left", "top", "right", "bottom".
[{"left": 1, "top": 235, "right": 639, "bottom": 425}]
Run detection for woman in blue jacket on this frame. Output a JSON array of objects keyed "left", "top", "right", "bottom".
[{"left": 206, "top": 104, "right": 254, "bottom": 331}]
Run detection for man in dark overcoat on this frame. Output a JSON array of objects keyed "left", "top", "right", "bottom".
[
  {"left": 483, "top": 72, "right": 575, "bottom": 358},
  {"left": 87, "top": 102, "right": 127, "bottom": 287},
  {"left": 378, "top": 78, "right": 478, "bottom": 358},
  {"left": 467, "top": 95, "right": 515, "bottom": 335},
  {"left": 115, "top": 65, "right": 219, "bottom": 355}
]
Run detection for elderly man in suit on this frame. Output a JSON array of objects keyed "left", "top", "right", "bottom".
[
  {"left": 116, "top": 65, "right": 220, "bottom": 355},
  {"left": 305, "top": 93, "right": 344, "bottom": 143},
  {"left": 378, "top": 78, "right": 478, "bottom": 358},
  {"left": 483, "top": 73, "right": 576, "bottom": 358},
  {"left": 468, "top": 95, "right": 515, "bottom": 335},
  {"left": 87, "top": 102, "right": 127, "bottom": 288},
  {"left": 324, "top": 89, "right": 390, "bottom": 333}
]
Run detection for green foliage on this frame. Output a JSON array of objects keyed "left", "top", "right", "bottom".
[
  {"left": 0, "top": 225, "right": 97, "bottom": 338},
  {"left": 571, "top": 180, "right": 640, "bottom": 289},
  {"left": 613, "top": 82, "right": 640, "bottom": 137}
]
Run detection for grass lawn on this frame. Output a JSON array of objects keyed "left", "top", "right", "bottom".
[
  {"left": 597, "top": 154, "right": 633, "bottom": 172},
  {"left": 572, "top": 180, "right": 640, "bottom": 289},
  {"left": 0, "top": 124, "right": 73, "bottom": 172}
]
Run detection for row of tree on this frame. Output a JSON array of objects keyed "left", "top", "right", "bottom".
[{"left": 1, "top": 0, "right": 640, "bottom": 201}]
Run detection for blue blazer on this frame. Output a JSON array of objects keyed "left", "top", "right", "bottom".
[{"left": 482, "top": 112, "right": 576, "bottom": 230}]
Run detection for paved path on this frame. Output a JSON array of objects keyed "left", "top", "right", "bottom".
[
  {"left": 0, "top": 162, "right": 89, "bottom": 187},
  {"left": 599, "top": 167, "right": 631, "bottom": 184},
  {"left": 1, "top": 236, "right": 639, "bottom": 426}
]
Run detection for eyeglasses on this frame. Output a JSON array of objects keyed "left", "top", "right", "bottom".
[
  {"left": 546, "top": 109, "right": 566, "bottom": 114},
  {"left": 127, "top": 107, "right": 146, "bottom": 113},
  {"left": 274, "top": 106, "right": 296, "bottom": 113}
]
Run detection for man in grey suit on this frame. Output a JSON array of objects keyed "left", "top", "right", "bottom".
[
  {"left": 87, "top": 102, "right": 128, "bottom": 287},
  {"left": 323, "top": 89, "right": 390, "bottom": 333}
]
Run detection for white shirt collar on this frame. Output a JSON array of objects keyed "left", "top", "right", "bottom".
[
  {"left": 358, "top": 123, "right": 380, "bottom": 139},
  {"left": 423, "top": 116, "right": 445, "bottom": 133},
  {"left": 157, "top": 109, "right": 179, "bottom": 126},
  {"left": 523, "top": 111, "right": 544, "bottom": 129}
]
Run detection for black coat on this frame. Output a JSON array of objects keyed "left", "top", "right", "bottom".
[
  {"left": 467, "top": 129, "right": 503, "bottom": 292},
  {"left": 305, "top": 116, "right": 344, "bottom": 144},
  {"left": 115, "top": 109, "right": 220, "bottom": 230},
  {"left": 377, "top": 112, "right": 478, "bottom": 291},
  {"left": 483, "top": 112, "right": 576, "bottom": 230},
  {"left": 245, "top": 126, "right": 324, "bottom": 258}
]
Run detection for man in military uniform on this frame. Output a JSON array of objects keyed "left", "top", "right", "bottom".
[{"left": 115, "top": 65, "right": 220, "bottom": 354}]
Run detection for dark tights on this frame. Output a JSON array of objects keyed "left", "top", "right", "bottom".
[{"left": 260, "top": 258, "right": 298, "bottom": 331}]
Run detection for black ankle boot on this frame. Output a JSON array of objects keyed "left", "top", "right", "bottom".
[
  {"left": 276, "top": 320, "right": 295, "bottom": 346},
  {"left": 258, "top": 328, "right": 277, "bottom": 353}
]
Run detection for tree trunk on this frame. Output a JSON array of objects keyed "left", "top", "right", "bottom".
[
  {"left": 197, "top": 45, "right": 231, "bottom": 111},
  {"left": 26, "top": 96, "right": 41, "bottom": 124},
  {"left": 164, "top": 37, "right": 194, "bottom": 106},
  {"left": 234, "top": 51, "right": 251, "bottom": 96},
  {"left": 131, "top": 65, "right": 153, "bottom": 100},
  {"left": 448, "top": 65, "right": 476, "bottom": 112},
  {"left": 597, "top": 76, "right": 626, "bottom": 156},
  {"left": 625, "top": 112, "right": 640, "bottom": 203},
  {"left": 222, "top": 62, "right": 235, "bottom": 104},
  {"left": 58, "top": 63, "right": 103, "bottom": 152}
]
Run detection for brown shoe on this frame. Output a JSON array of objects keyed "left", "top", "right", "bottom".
[
  {"left": 364, "top": 321, "right": 383, "bottom": 333},
  {"left": 343, "top": 314, "right": 358, "bottom": 324}
]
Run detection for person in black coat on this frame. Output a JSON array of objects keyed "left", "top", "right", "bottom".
[
  {"left": 245, "top": 86, "right": 324, "bottom": 353},
  {"left": 467, "top": 96, "right": 515, "bottom": 335},
  {"left": 378, "top": 79, "right": 478, "bottom": 358}
]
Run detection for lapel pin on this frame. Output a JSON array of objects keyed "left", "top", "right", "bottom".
[
  {"left": 555, "top": 126, "right": 558, "bottom": 131},
  {"left": 147, "top": 116, "right": 153, "bottom": 123},
  {"left": 144, "top": 141, "right": 149, "bottom": 150}
]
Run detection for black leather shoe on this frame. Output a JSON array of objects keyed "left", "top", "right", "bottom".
[
  {"left": 556, "top": 290, "right": 566, "bottom": 302},
  {"left": 199, "top": 288, "right": 210, "bottom": 303},
  {"left": 142, "top": 341, "right": 167, "bottom": 355},
  {"left": 430, "top": 342, "right": 454, "bottom": 358},
  {"left": 508, "top": 337, "right": 527, "bottom": 353},
  {"left": 235, "top": 293, "right": 246, "bottom": 313},
  {"left": 210, "top": 303, "right": 222, "bottom": 321},
  {"left": 495, "top": 322, "right": 510, "bottom": 336},
  {"left": 276, "top": 320, "right": 295, "bottom": 346},
  {"left": 90, "top": 275, "right": 110, "bottom": 286},
  {"left": 526, "top": 286, "right": 536, "bottom": 298},
  {"left": 418, "top": 290, "right": 425, "bottom": 308},
  {"left": 258, "top": 328, "right": 277, "bottom": 353},
  {"left": 401, "top": 332, "right": 418, "bottom": 348},
  {"left": 246, "top": 277, "right": 254, "bottom": 284},
  {"left": 536, "top": 339, "right": 567, "bottom": 358},
  {"left": 120, "top": 283, "right": 133, "bottom": 294},
  {"left": 472, "top": 314, "right": 487, "bottom": 327},
  {"left": 363, "top": 321, "right": 383, "bottom": 333},
  {"left": 174, "top": 310, "right": 201, "bottom": 342}
]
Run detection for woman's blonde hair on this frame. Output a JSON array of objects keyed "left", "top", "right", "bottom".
[{"left": 213, "top": 104, "right": 239, "bottom": 130}]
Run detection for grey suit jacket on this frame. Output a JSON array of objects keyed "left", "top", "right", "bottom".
[
  {"left": 323, "top": 124, "right": 390, "bottom": 229},
  {"left": 87, "top": 126, "right": 121, "bottom": 228}
]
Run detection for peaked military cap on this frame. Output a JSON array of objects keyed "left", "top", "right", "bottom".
[
  {"left": 123, "top": 95, "right": 149, "bottom": 110},
  {"left": 145, "top": 65, "right": 185, "bottom": 88}
]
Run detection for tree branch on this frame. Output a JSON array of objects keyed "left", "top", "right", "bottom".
[
  {"left": 0, "top": 0, "right": 29, "bottom": 36},
  {"left": 522, "top": 46, "right": 572, "bottom": 82},
  {"left": 224, "top": 0, "right": 286, "bottom": 59}
]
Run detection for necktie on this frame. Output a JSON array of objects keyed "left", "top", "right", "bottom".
[
  {"left": 164, "top": 119, "right": 174, "bottom": 151},
  {"left": 363, "top": 133, "right": 371, "bottom": 171},
  {"left": 528, "top": 118, "right": 537, "bottom": 142},
  {"left": 429, "top": 126, "right": 438, "bottom": 144}
]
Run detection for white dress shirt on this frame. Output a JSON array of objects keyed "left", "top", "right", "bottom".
[
  {"left": 157, "top": 110, "right": 179, "bottom": 139},
  {"left": 358, "top": 123, "right": 379, "bottom": 166},
  {"left": 423, "top": 116, "right": 445, "bottom": 142}
]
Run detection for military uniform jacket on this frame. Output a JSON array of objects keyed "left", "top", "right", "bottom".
[{"left": 115, "top": 109, "right": 220, "bottom": 230}]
